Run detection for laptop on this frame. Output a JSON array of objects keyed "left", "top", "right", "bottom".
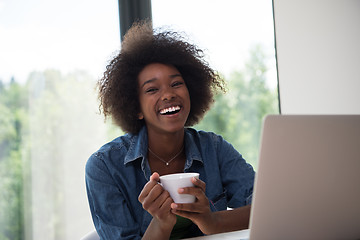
[{"left": 249, "top": 115, "right": 360, "bottom": 240}]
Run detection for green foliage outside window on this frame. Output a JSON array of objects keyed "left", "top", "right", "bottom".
[
  {"left": 196, "top": 45, "right": 279, "bottom": 168},
  {"left": 0, "top": 79, "right": 27, "bottom": 240}
]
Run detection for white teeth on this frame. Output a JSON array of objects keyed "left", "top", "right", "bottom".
[{"left": 160, "top": 106, "right": 180, "bottom": 114}]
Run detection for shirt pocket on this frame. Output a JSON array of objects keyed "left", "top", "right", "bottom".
[{"left": 209, "top": 190, "right": 227, "bottom": 212}]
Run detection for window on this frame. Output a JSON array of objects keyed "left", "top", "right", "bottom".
[{"left": 0, "top": 0, "right": 120, "bottom": 239}]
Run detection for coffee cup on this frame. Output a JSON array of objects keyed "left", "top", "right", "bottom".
[{"left": 159, "top": 172, "right": 200, "bottom": 203}]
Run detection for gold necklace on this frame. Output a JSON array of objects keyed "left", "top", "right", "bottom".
[{"left": 148, "top": 146, "right": 184, "bottom": 166}]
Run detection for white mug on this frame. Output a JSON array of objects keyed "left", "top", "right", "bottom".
[{"left": 159, "top": 172, "right": 200, "bottom": 203}]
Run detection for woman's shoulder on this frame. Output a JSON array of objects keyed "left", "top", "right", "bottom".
[
  {"left": 185, "top": 127, "right": 226, "bottom": 143},
  {"left": 185, "top": 128, "right": 239, "bottom": 160},
  {"left": 99, "top": 133, "right": 134, "bottom": 152},
  {"left": 86, "top": 133, "right": 139, "bottom": 176},
  {"left": 87, "top": 132, "right": 138, "bottom": 164}
]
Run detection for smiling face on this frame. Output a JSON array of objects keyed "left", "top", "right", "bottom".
[{"left": 137, "top": 63, "right": 191, "bottom": 135}]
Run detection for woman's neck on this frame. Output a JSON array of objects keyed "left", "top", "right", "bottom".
[
  {"left": 146, "top": 128, "right": 186, "bottom": 176},
  {"left": 147, "top": 128, "right": 185, "bottom": 157}
]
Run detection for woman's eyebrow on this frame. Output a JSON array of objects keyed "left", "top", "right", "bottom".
[
  {"left": 170, "top": 73, "right": 182, "bottom": 78},
  {"left": 141, "top": 78, "right": 156, "bottom": 88}
]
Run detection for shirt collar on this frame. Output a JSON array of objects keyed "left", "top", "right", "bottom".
[
  {"left": 184, "top": 128, "right": 204, "bottom": 170},
  {"left": 124, "top": 126, "right": 148, "bottom": 165}
]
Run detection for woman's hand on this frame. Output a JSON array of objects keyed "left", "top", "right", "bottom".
[
  {"left": 170, "top": 177, "right": 217, "bottom": 235},
  {"left": 138, "top": 172, "right": 177, "bottom": 234}
]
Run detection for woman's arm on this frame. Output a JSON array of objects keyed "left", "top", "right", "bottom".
[
  {"left": 86, "top": 154, "right": 143, "bottom": 239},
  {"left": 207, "top": 205, "right": 251, "bottom": 234},
  {"left": 139, "top": 172, "right": 177, "bottom": 240}
]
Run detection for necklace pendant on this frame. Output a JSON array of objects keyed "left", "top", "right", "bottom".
[{"left": 166, "top": 162, "right": 169, "bottom": 166}]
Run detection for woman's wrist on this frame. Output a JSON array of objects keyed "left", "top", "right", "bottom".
[
  {"left": 201, "top": 211, "right": 219, "bottom": 235},
  {"left": 142, "top": 217, "right": 175, "bottom": 240},
  {"left": 203, "top": 206, "right": 251, "bottom": 235}
]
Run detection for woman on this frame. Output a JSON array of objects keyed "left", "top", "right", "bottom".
[{"left": 85, "top": 21, "right": 255, "bottom": 240}]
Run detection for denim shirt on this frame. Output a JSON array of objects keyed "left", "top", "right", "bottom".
[{"left": 85, "top": 126, "right": 255, "bottom": 240}]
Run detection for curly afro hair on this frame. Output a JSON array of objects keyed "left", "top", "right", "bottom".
[{"left": 97, "top": 21, "right": 225, "bottom": 134}]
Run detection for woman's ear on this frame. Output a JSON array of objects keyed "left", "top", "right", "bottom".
[{"left": 138, "top": 112, "right": 144, "bottom": 120}]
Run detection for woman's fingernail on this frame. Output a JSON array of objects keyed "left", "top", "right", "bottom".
[
  {"left": 172, "top": 203, "right": 178, "bottom": 209},
  {"left": 178, "top": 188, "right": 184, "bottom": 193}
]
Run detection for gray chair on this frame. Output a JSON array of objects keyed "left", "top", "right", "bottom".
[{"left": 80, "top": 230, "right": 100, "bottom": 240}]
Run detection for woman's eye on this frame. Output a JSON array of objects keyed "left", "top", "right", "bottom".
[
  {"left": 145, "top": 88, "right": 157, "bottom": 93},
  {"left": 172, "top": 81, "right": 184, "bottom": 87}
]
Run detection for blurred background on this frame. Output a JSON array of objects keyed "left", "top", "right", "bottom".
[{"left": 0, "top": 0, "right": 279, "bottom": 239}]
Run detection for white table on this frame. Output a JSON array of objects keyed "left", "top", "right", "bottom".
[{"left": 184, "top": 229, "right": 250, "bottom": 240}]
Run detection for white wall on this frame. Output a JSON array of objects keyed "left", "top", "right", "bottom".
[{"left": 273, "top": 0, "right": 360, "bottom": 114}]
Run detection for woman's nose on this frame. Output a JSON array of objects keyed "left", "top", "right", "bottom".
[{"left": 161, "top": 87, "right": 175, "bottom": 101}]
